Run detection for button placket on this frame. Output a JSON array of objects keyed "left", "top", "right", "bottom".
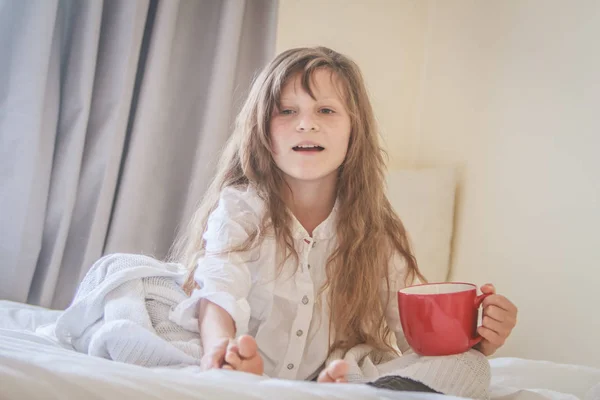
[
  {"left": 280, "top": 262, "right": 314, "bottom": 380},
  {"left": 302, "top": 237, "right": 313, "bottom": 272}
]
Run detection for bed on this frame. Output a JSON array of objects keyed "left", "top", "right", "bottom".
[
  {"left": 2, "top": 169, "right": 599, "bottom": 399},
  {"left": 1, "top": 300, "right": 598, "bottom": 400}
]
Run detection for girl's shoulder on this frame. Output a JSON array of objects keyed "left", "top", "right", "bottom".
[
  {"left": 215, "top": 185, "right": 267, "bottom": 221},
  {"left": 204, "top": 185, "right": 267, "bottom": 251}
]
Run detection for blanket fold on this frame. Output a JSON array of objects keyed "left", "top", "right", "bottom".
[{"left": 42, "top": 253, "right": 202, "bottom": 367}]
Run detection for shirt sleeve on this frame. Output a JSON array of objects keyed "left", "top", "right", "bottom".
[
  {"left": 380, "top": 251, "right": 420, "bottom": 354},
  {"left": 189, "top": 186, "right": 262, "bottom": 337}
]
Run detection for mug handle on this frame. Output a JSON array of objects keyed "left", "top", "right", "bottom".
[{"left": 468, "top": 293, "right": 492, "bottom": 348}]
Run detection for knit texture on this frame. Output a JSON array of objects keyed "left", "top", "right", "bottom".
[
  {"left": 46, "top": 253, "right": 203, "bottom": 367},
  {"left": 328, "top": 344, "right": 491, "bottom": 399}
]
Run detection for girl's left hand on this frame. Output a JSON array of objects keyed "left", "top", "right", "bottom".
[{"left": 476, "top": 284, "right": 518, "bottom": 356}]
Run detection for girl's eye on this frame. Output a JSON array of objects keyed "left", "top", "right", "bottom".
[
  {"left": 320, "top": 108, "right": 335, "bottom": 114},
  {"left": 280, "top": 109, "right": 295, "bottom": 115}
]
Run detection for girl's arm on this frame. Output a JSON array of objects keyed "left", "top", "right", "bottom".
[
  {"left": 198, "top": 299, "right": 236, "bottom": 370},
  {"left": 191, "top": 187, "right": 260, "bottom": 349},
  {"left": 198, "top": 299, "right": 236, "bottom": 348}
]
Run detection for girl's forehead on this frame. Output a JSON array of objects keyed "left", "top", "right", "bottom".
[{"left": 280, "top": 69, "right": 347, "bottom": 101}]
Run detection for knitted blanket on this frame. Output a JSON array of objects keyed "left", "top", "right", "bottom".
[
  {"left": 327, "top": 344, "right": 490, "bottom": 399},
  {"left": 42, "top": 253, "right": 203, "bottom": 366}
]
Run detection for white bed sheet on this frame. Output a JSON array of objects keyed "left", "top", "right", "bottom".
[{"left": 0, "top": 301, "right": 598, "bottom": 400}]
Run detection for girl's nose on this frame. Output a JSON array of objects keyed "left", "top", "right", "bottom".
[{"left": 296, "top": 117, "right": 320, "bottom": 132}]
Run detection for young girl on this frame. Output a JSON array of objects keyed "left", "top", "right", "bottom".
[{"left": 173, "top": 46, "right": 518, "bottom": 395}]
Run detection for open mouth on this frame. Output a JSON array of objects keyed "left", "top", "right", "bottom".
[{"left": 292, "top": 145, "right": 325, "bottom": 152}]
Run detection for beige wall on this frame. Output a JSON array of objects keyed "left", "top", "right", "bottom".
[
  {"left": 276, "top": 0, "right": 429, "bottom": 167},
  {"left": 277, "top": 0, "right": 600, "bottom": 367},
  {"left": 415, "top": 1, "right": 600, "bottom": 367}
]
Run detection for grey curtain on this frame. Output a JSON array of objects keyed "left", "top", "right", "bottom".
[{"left": 0, "top": 0, "right": 278, "bottom": 309}]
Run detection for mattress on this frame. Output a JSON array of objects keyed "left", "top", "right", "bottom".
[{"left": 1, "top": 300, "right": 598, "bottom": 400}]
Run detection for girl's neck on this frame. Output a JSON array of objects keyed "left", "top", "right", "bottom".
[{"left": 282, "top": 174, "right": 338, "bottom": 236}]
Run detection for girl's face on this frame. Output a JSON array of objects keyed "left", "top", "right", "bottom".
[{"left": 269, "top": 69, "right": 351, "bottom": 186}]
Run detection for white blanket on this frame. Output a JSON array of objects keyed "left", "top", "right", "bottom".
[{"left": 40, "top": 253, "right": 203, "bottom": 367}]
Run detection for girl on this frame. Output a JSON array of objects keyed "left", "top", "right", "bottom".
[{"left": 173, "top": 46, "right": 517, "bottom": 395}]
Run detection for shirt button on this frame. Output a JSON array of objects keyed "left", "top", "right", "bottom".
[
  {"left": 287, "top": 363, "right": 294, "bottom": 370},
  {"left": 302, "top": 295, "right": 309, "bottom": 305},
  {"left": 296, "top": 330, "right": 303, "bottom": 337},
  {"left": 308, "top": 264, "right": 311, "bottom": 269}
]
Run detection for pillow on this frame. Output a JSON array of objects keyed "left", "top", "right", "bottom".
[{"left": 385, "top": 167, "right": 457, "bottom": 283}]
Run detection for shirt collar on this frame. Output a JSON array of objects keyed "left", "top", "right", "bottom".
[{"left": 289, "top": 199, "right": 339, "bottom": 240}]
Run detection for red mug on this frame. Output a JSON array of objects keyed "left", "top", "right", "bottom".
[{"left": 397, "top": 282, "right": 490, "bottom": 356}]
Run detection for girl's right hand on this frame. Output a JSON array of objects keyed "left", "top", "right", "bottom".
[{"left": 200, "top": 337, "right": 231, "bottom": 371}]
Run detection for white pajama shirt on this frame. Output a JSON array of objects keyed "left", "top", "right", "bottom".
[{"left": 185, "top": 186, "right": 410, "bottom": 380}]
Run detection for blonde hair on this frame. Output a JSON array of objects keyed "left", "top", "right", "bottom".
[{"left": 171, "top": 46, "right": 424, "bottom": 354}]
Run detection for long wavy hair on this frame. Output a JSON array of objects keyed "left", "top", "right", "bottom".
[{"left": 171, "top": 46, "right": 424, "bottom": 354}]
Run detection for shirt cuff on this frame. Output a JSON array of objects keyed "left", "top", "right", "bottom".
[{"left": 169, "top": 288, "right": 251, "bottom": 337}]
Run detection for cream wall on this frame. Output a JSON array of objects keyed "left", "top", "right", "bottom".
[
  {"left": 276, "top": 0, "right": 428, "bottom": 167},
  {"left": 276, "top": 0, "right": 600, "bottom": 367},
  {"left": 414, "top": 1, "right": 600, "bottom": 368}
]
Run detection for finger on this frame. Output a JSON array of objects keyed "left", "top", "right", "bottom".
[
  {"left": 483, "top": 304, "right": 513, "bottom": 323},
  {"left": 478, "top": 326, "right": 506, "bottom": 347},
  {"left": 480, "top": 284, "right": 496, "bottom": 294},
  {"left": 482, "top": 316, "right": 512, "bottom": 337},
  {"left": 222, "top": 364, "right": 234, "bottom": 370},
  {"left": 227, "top": 340, "right": 239, "bottom": 355},
  {"left": 225, "top": 349, "right": 242, "bottom": 368},
  {"left": 211, "top": 354, "right": 225, "bottom": 369},
  {"left": 227, "top": 344, "right": 239, "bottom": 355},
  {"left": 484, "top": 305, "right": 518, "bottom": 328},
  {"left": 483, "top": 294, "right": 518, "bottom": 314}
]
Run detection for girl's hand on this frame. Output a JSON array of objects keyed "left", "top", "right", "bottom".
[
  {"left": 476, "top": 284, "right": 518, "bottom": 356},
  {"left": 200, "top": 337, "right": 231, "bottom": 371}
]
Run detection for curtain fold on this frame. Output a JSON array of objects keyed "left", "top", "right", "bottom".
[{"left": 0, "top": 0, "right": 278, "bottom": 309}]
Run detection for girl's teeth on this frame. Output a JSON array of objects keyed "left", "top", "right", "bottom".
[{"left": 293, "top": 145, "right": 324, "bottom": 151}]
